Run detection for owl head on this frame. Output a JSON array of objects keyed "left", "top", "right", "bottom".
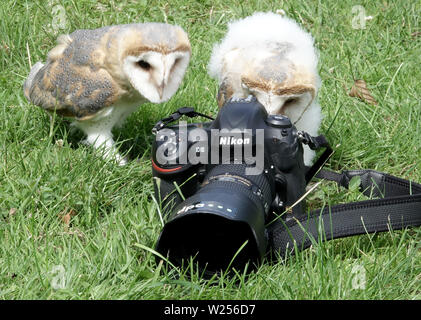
[
  {"left": 113, "top": 23, "right": 191, "bottom": 103},
  {"left": 208, "top": 12, "right": 320, "bottom": 122}
]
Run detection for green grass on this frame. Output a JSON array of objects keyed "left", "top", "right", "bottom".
[{"left": 0, "top": 0, "right": 420, "bottom": 299}]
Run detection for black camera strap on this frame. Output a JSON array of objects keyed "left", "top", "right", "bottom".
[
  {"left": 298, "top": 132, "right": 334, "bottom": 184},
  {"left": 152, "top": 107, "right": 214, "bottom": 134},
  {"left": 268, "top": 167, "right": 421, "bottom": 258}
]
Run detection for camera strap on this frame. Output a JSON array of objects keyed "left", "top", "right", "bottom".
[
  {"left": 298, "top": 132, "right": 334, "bottom": 184},
  {"left": 152, "top": 107, "right": 214, "bottom": 134},
  {"left": 268, "top": 167, "right": 421, "bottom": 258}
]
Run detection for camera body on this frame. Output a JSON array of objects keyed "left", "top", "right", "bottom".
[{"left": 152, "top": 97, "right": 307, "bottom": 275}]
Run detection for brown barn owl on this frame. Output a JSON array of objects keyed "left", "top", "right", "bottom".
[
  {"left": 208, "top": 12, "right": 322, "bottom": 165},
  {"left": 23, "top": 23, "right": 191, "bottom": 165}
]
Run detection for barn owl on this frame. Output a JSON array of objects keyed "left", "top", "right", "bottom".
[
  {"left": 23, "top": 23, "right": 191, "bottom": 165},
  {"left": 208, "top": 12, "right": 322, "bottom": 165}
]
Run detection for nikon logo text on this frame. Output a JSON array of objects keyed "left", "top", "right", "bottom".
[
  {"left": 155, "top": 121, "right": 264, "bottom": 175},
  {"left": 219, "top": 137, "right": 250, "bottom": 145}
]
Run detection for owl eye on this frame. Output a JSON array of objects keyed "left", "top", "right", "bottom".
[
  {"left": 170, "top": 58, "right": 181, "bottom": 73},
  {"left": 284, "top": 98, "right": 297, "bottom": 105},
  {"left": 137, "top": 60, "right": 151, "bottom": 71}
]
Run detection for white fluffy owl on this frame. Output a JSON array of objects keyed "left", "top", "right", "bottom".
[
  {"left": 208, "top": 12, "right": 322, "bottom": 165},
  {"left": 24, "top": 23, "right": 191, "bottom": 165}
]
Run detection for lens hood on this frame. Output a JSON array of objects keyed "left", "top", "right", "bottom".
[{"left": 156, "top": 188, "right": 267, "bottom": 276}]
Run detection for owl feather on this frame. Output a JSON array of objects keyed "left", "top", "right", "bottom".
[
  {"left": 208, "top": 12, "right": 323, "bottom": 165},
  {"left": 24, "top": 23, "right": 191, "bottom": 164}
]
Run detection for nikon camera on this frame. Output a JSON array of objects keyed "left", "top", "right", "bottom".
[{"left": 152, "top": 97, "right": 311, "bottom": 275}]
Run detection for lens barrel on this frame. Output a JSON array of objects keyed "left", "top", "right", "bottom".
[{"left": 156, "top": 164, "right": 273, "bottom": 276}]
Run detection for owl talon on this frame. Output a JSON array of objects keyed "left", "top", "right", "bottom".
[
  {"left": 95, "top": 145, "right": 128, "bottom": 166},
  {"left": 116, "top": 155, "right": 128, "bottom": 166}
]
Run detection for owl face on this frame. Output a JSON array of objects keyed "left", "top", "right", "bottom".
[
  {"left": 123, "top": 50, "right": 190, "bottom": 103},
  {"left": 209, "top": 12, "right": 321, "bottom": 121},
  {"left": 213, "top": 41, "right": 318, "bottom": 121},
  {"left": 241, "top": 78, "right": 315, "bottom": 118}
]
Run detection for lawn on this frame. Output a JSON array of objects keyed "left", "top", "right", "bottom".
[{"left": 0, "top": 0, "right": 420, "bottom": 299}]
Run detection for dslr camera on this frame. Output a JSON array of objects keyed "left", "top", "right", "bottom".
[{"left": 152, "top": 96, "right": 323, "bottom": 276}]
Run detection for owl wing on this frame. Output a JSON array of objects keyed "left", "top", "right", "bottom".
[{"left": 23, "top": 30, "right": 121, "bottom": 120}]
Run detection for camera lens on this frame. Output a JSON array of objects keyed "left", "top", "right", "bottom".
[{"left": 156, "top": 163, "right": 274, "bottom": 276}]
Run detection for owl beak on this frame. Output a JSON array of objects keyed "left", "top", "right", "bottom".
[{"left": 158, "top": 82, "right": 165, "bottom": 99}]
